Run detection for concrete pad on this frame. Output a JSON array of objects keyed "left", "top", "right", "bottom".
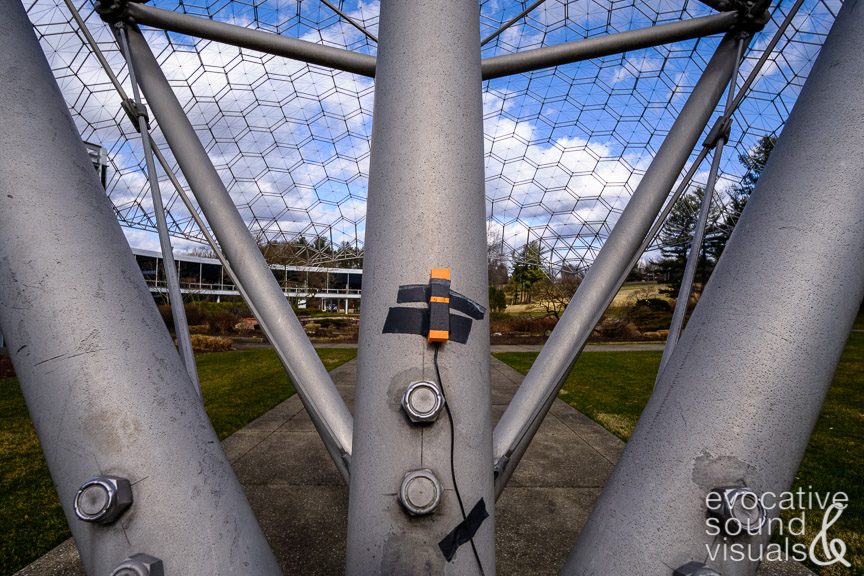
[
  {"left": 232, "top": 431, "right": 344, "bottom": 487},
  {"left": 496, "top": 487, "right": 601, "bottom": 575},
  {"left": 246, "top": 484, "right": 348, "bottom": 576},
  {"left": 16, "top": 356, "right": 813, "bottom": 576}
]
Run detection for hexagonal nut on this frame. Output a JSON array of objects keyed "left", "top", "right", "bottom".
[
  {"left": 673, "top": 561, "right": 721, "bottom": 576},
  {"left": 401, "top": 380, "right": 445, "bottom": 424},
  {"left": 74, "top": 476, "right": 133, "bottom": 525},
  {"left": 706, "top": 485, "right": 766, "bottom": 536},
  {"left": 398, "top": 468, "right": 442, "bottom": 516},
  {"left": 110, "top": 553, "right": 164, "bottom": 576}
]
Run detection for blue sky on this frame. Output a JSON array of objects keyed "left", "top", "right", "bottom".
[{"left": 27, "top": 0, "right": 839, "bottom": 269}]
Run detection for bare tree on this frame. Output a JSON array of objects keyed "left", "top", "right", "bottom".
[{"left": 530, "top": 272, "right": 582, "bottom": 319}]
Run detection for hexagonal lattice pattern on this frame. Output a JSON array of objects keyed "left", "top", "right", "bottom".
[{"left": 27, "top": 0, "right": 839, "bottom": 269}]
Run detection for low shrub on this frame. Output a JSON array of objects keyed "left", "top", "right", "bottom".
[
  {"left": 634, "top": 297, "right": 671, "bottom": 312},
  {"left": 625, "top": 299, "right": 673, "bottom": 333},
  {"left": 490, "top": 315, "right": 557, "bottom": 335},
  {"left": 593, "top": 316, "right": 641, "bottom": 340},
  {"left": 190, "top": 334, "right": 234, "bottom": 352},
  {"left": 158, "top": 301, "right": 251, "bottom": 335}
]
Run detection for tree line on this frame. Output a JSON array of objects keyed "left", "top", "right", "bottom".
[
  {"left": 183, "top": 134, "right": 775, "bottom": 312},
  {"left": 487, "top": 134, "right": 776, "bottom": 311}
]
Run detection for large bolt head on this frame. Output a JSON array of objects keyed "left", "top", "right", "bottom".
[
  {"left": 110, "top": 553, "right": 164, "bottom": 576},
  {"left": 74, "top": 476, "right": 133, "bottom": 525},
  {"left": 707, "top": 486, "right": 766, "bottom": 536},
  {"left": 673, "top": 561, "right": 721, "bottom": 576},
  {"left": 399, "top": 469, "right": 442, "bottom": 516},
  {"left": 401, "top": 380, "right": 445, "bottom": 423}
]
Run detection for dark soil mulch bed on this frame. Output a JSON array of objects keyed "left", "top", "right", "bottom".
[{"left": 0, "top": 354, "right": 15, "bottom": 379}]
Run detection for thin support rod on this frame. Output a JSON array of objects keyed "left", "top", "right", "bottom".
[
  {"left": 564, "top": 0, "right": 864, "bottom": 570},
  {"left": 62, "top": 0, "right": 264, "bottom": 337},
  {"left": 492, "top": 32, "right": 745, "bottom": 497},
  {"left": 63, "top": 0, "right": 126, "bottom": 95},
  {"left": 657, "top": 37, "right": 744, "bottom": 375},
  {"left": 481, "top": 11, "right": 737, "bottom": 80},
  {"left": 59, "top": 0, "right": 252, "bottom": 308},
  {"left": 658, "top": 139, "right": 725, "bottom": 375},
  {"left": 124, "top": 2, "right": 376, "bottom": 78},
  {"left": 0, "top": 1, "right": 280, "bottom": 571},
  {"left": 116, "top": 23, "right": 200, "bottom": 394},
  {"left": 624, "top": 0, "right": 806, "bottom": 283},
  {"left": 319, "top": 0, "right": 378, "bottom": 43},
  {"left": 121, "top": 23, "right": 354, "bottom": 481},
  {"left": 729, "top": 0, "right": 806, "bottom": 112},
  {"left": 150, "top": 143, "right": 259, "bottom": 313},
  {"left": 346, "top": 0, "right": 493, "bottom": 572},
  {"left": 625, "top": 147, "right": 710, "bottom": 288},
  {"left": 481, "top": 0, "right": 547, "bottom": 46}
]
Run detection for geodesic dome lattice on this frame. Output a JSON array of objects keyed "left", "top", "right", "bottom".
[{"left": 27, "top": 0, "right": 840, "bottom": 269}]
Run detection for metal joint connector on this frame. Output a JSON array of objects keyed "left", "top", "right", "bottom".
[
  {"left": 707, "top": 485, "right": 767, "bottom": 536},
  {"left": 73, "top": 476, "right": 133, "bottom": 525},
  {"left": 401, "top": 380, "right": 445, "bottom": 423},
  {"left": 703, "top": 117, "right": 733, "bottom": 149},
  {"left": 121, "top": 98, "right": 150, "bottom": 132},
  {"left": 94, "top": 0, "right": 131, "bottom": 24},
  {"left": 110, "top": 553, "right": 164, "bottom": 576},
  {"left": 731, "top": 0, "right": 771, "bottom": 33}
]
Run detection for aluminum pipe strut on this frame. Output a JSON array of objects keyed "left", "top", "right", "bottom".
[
  {"left": 564, "top": 0, "right": 864, "bottom": 570},
  {"left": 116, "top": 22, "right": 354, "bottom": 481},
  {"left": 0, "top": 1, "right": 280, "bottom": 571},
  {"left": 492, "top": 30, "right": 750, "bottom": 497},
  {"left": 95, "top": 0, "right": 376, "bottom": 78}
]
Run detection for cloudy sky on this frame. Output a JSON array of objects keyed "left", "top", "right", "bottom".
[{"left": 28, "top": 0, "right": 839, "bottom": 268}]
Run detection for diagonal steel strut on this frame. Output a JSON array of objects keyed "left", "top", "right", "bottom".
[
  {"left": 118, "top": 22, "right": 355, "bottom": 482},
  {"left": 492, "top": 30, "right": 749, "bottom": 497},
  {"left": 0, "top": 1, "right": 281, "bottom": 571}
]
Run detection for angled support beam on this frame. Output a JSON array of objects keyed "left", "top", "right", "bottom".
[
  {"left": 121, "top": 2, "right": 376, "bottom": 78},
  {"left": 480, "top": 11, "right": 737, "bottom": 80},
  {"left": 0, "top": 1, "right": 279, "bottom": 572},
  {"left": 116, "top": 23, "right": 200, "bottom": 394},
  {"left": 319, "top": 0, "right": 378, "bottom": 43},
  {"left": 121, "top": 23, "right": 354, "bottom": 481},
  {"left": 481, "top": 0, "right": 547, "bottom": 46},
  {"left": 658, "top": 36, "right": 744, "bottom": 375},
  {"left": 492, "top": 31, "right": 745, "bottom": 497},
  {"left": 657, "top": 142, "right": 724, "bottom": 376},
  {"left": 564, "top": 0, "right": 864, "bottom": 571},
  {"left": 59, "top": 0, "right": 260, "bottom": 323}
]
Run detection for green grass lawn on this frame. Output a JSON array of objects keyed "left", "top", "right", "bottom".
[
  {"left": 0, "top": 347, "right": 355, "bottom": 575},
  {"left": 495, "top": 331, "right": 864, "bottom": 574}
]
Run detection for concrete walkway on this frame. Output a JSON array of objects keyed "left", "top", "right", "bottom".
[{"left": 17, "top": 356, "right": 811, "bottom": 575}]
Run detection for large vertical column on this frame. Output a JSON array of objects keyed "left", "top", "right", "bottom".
[
  {"left": 564, "top": 1, "right": 864, "bottom": 573},
  {"left": 346, "top": 1, "right": 492, "bottom": 574},
  {"left": 0, "top": 2, "right": 280, "bottom": 574}
]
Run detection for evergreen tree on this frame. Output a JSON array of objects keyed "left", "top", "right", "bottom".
[
  {"left": 511, "top": 240, "right": 546, "bottom": 303},
  {"left": 653, "top": 187, "right": 721, "bottom": 296}
]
